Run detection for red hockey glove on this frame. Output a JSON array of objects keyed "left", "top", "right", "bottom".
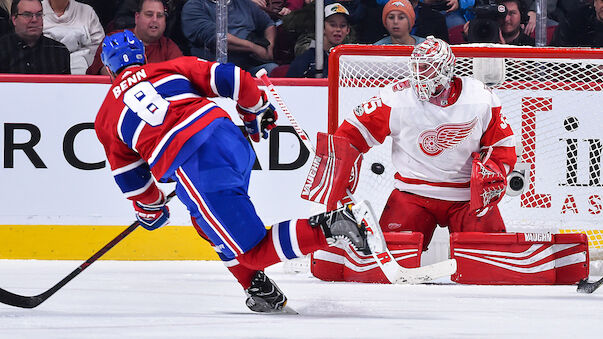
[
  {"left": 133, "top": 191, "right": 170, "bottom": 230},
  {"left": 237, "top": 91, "right": 278, "bottom": 142},
  {"left": 300, "top": 132, "right": 363, "bottom": 207},
  {"left": 470, "top": 151, "right": 507, "bottom": 217}
]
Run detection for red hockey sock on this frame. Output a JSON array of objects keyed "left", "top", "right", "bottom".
[
  {"left": 224, "top": 259, "right": 257, "bottom": 289},
  {"left": 237, "top": 219, "right": 328, "bottom": 270}
]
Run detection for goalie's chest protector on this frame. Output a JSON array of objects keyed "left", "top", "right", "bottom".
[{"left": 380, "top": 77, "right": 496, "bottom": 200}]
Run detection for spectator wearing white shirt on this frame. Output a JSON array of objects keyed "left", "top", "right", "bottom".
[{"left": 42, "top": 0, "right": 105, "bottom": 74}]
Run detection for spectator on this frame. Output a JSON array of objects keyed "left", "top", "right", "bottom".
[
  {"left": 375, "top": 0, "right": 425, "bottom": 45},
  {"left": 411, "top": 0, "right": 450, "bottom": 42},
  {"left": 250, "top": 0, "right": 304, "bottom": 23},
  {"left": 109, "top": 0, "right": 189, "bottom": 54},
  {"left": 77, "top": 0, "right": 119, "bottom": 29},
  {"left": 462, "top": 0, "right": 534, "bottom": 45},
  {"left": 552, "top": 0, "right": 603, "bottom": 47},
  {"left": 286, "top": 2, "right": 350, "bottom": 78},
  {"left": 181, "top": 0, "right": 278, "bottom": 76},
  {"left": 523, "top": 0, "right": 559, "bottom": 36},
  {"left": 1, "top": 0, "right": 11, "bottom": 35},
  {"left": 499, "top": 0, "right": 534, "bottom": 45},
  {"left": 0, "top": 0, "right": 70, "bottom": 74},
  {"left": 86, "top": 0, "right": 183, "bottom": 75},
  {"left": 423, "top": 0, "right": 470, "bottom": 28},
  {"left": 42, "top": 0, "right": 105, "bottom": 74}
]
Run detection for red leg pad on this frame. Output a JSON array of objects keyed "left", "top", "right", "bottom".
[{"left": 451, "top": 232, "right": 589, "bottom": 285}]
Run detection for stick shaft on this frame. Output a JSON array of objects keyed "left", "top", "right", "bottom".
[{"left": 0, "top": 191, "right": 176, "bottom": 308}]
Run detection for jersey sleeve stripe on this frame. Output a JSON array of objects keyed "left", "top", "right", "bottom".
[
  {"left": 147, "top": 102, "right": 217, "bottom": 166},
  {"left": 122, "top": 177, "right": 154, "bottom": 199},
  {"left": 130, "top": 120, "right": 146, "bottom": 153},
  {"left": 209, "top": 63, "right": 219, "bottom": 96},
  {"left": 119, "top": 109, "right": 144, "bottom": 148},
  {"left": 114, "top": 162, "right": 154, "bottom": 196},
  {"left": 111, "top": 158, "right": 147, "bottom": 175},
  {"left": 116, "top": 106, "right": 130, "bottom": 144},
  {"left": 482, "top": 134, "right": 516, "bottom": 148},
  {"left": 211, "top": 63, "right": 240, "bottom": 100},
  {"left": 347, "top": 116, "right": 381, "bottom": 148}
]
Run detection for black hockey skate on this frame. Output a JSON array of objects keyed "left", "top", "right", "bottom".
[
  {"left": 309, "top": 202, "right": 370, "bottom": 255},
  {"left": 245, "top": 271, "right": 288, "bottom": 313}
]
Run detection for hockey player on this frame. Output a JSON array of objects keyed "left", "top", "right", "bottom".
[
  {"left": 304, "top": 36, "right": 516, "bottom": 265},
  {"left": 95, "top": 30, "right": 370, "bottom": 313}
]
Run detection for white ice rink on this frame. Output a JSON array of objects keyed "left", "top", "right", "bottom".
[{"left": 0, "top": 260, "right": 601, "bottom": 338}]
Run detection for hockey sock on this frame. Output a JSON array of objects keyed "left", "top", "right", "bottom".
[
  {"left": 223, "top": 258, "right": 257, "bottom": 290},
  {"left": 237, "top": 219, "right": 328, "bottom": 269}
]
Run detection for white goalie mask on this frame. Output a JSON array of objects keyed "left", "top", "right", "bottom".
[{"left": 408, "top": 36, "right": 456, "bottom": 101}]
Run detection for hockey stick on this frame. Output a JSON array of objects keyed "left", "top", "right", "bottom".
[
  {"left": 0, "top": 190, "right": 177, "bottom": 309},
  {"left": 577, "top": 277, "right": 603, "bottom": 294},
  {"left": 255, "top": 69, "right": 457, "bottom": 284}
]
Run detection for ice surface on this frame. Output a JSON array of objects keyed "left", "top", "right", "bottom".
[{"left": 0, "top": 260, "right": 601, "bottom": 338}]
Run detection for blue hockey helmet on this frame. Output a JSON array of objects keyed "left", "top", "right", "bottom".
[{"left": 100, "top": 30, "right": 146, "bottom": 74}]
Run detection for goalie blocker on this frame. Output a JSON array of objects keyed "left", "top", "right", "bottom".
[
  {"left": 301, "top": 132, "right": 362, "bottom": 207},
  {"left": 311, "top": 232, "right": 588, "bottom": 285}
]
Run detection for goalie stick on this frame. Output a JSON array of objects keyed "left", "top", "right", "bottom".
[
  {"left": 255, "top": 69, "right": 457, "bottom": 284},
  {"left": 577, "top": 277, "right": 603, "bottom": 294},
  {"left": 0, "top": 191, "right": 177, "bottom": 309}
]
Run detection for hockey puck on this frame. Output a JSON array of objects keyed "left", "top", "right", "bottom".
[{"left": 371, "top": 163, "right": 385, "bottom": 175}]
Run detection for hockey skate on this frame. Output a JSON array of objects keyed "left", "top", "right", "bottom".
[
  {"left": 309, "top": 202, "right": 370, "bottom": 255},
  {"left": 245, "top": 271, "right": 294, "bottom": 314}
]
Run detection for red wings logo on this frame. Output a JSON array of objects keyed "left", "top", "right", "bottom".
[{"left": 418, "top": 117, "right": 477, "bottom": 156}]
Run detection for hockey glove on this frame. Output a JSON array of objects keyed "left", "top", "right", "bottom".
[
  {"left": 470, "top": 151, "right": 507, "bottom": 217},
  {"left": 237, "top": 91, "right": 278, "bottom": 142},
  {"left": 300, "top": 132, "right": 363, "bottom": 207},
  {"left": 133, "top": 192, "right": 170, "bottom": 231}
]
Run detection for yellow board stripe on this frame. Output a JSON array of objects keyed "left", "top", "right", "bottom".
[
  {"left": 559, "top": 229, "right": 603, "bottom": 249},
  {"left": 0, "top": 225, "right": 219, "bottom": 260}
]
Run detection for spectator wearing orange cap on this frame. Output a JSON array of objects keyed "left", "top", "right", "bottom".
[{"left": 375, "top": 0, "right": 425, "bottom": 45}]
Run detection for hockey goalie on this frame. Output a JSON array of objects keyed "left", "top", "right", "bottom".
[{"left": 303, "top": 36, "right": 519, "bottom": 284}]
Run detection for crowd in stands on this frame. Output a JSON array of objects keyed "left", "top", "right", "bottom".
[{"left": 0, "top": 0, "right": 601, "bottom": 76}]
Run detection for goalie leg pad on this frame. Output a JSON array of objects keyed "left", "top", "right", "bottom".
[
  {"left": 300, "top": 132, "right": 362, "bottom": 206},
  {"left": 451, "top": 232, "right": 588, "bottom": 285},
  {"left": 310, "top": 233, "right": 424, "bottom": 283}
]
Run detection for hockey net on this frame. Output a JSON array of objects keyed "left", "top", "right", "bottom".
[{"left": 328, "top": 44, "right": 603, "bottom": 269}]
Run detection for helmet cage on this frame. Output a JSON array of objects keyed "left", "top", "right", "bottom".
[{"left": 408, "top": 37, "right": 455, "bottom": 101}]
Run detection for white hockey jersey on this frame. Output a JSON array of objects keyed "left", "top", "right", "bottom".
[{"left": 335, "top": 76, "right": 517, "bottom": 201}]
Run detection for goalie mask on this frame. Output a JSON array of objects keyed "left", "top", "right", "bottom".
[{"left": 408, "top": 36, "right": 456, "bottom": 101}]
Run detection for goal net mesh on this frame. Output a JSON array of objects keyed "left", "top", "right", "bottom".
[{"left": 331, "top": 45, "right": 603, "bottom": 263}]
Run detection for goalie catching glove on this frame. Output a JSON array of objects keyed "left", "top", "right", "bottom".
[
  {"left": 301, "top": 132, "right": 362, "bottom": 207},
  {"left": 237, "top": 90, "right": 277, "bottom": 142},
  {"left": 470, "top": 151, "right": 507, "bottom": 217},
  {"left": 133, "top": 190, "right": 170, "bottom": 230}
]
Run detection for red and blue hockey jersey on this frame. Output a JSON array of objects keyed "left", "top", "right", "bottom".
[{"left": 95, "top": 57, "right": 264, "bottom": 204}]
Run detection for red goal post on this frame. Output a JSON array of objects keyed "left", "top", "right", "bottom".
[{"left": 327, "top": 44, "right": 603, "bottom": 263}]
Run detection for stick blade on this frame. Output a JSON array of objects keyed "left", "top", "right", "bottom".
[
  {"left": 577, "top": 278, "right": 603, "bottom": 294},
  {"left": 394, "top": 259, "right": 458, "bottom": 285},
  {"left": 0, "top": 288, "right": 43, "bottom": 308}
]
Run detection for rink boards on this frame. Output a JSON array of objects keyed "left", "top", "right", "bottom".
[{"left": 0, "top": 75, "right": 601, "bottom": 259}]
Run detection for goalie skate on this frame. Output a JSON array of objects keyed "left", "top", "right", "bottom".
[
  {"left": 245, "top": 271, "right": 296, "bottom": 314},
  {"left": 309, "top": 203, "right": 369, "bottom": 254}
]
